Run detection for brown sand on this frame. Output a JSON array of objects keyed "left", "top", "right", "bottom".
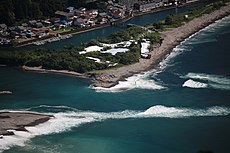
[{"left": 0, "top": 112, "right": 52, "bottom": 136}]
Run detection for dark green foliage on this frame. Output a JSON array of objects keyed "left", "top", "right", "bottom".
[
  {"left": 152, "top": 22, "right": 163, "bottom": 30},
  {"left": 0, "top": 49, "right": 101, "bottom": 73},
  {"left": 102, "top": 27, "right": 144, "bottom": 43},
  {"left": 0, "top": 42, "right": 141, "bottom": 73},
  {"left": 0, "top": 0, "right": 15, "bottom": 25},
  {"left": 152, "top": 1, "right": 226, "bottom": 30},
  {"left": 145, "top": 32, "right": 161, "bottom": 44},
  {"left": 0, "top": 0, "right": 68, "bottom": 25}
]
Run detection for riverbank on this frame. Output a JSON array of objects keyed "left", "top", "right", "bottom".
[
  {"left": 22, "top": 66, "right": 88, "bottom": 78},
  {"left": 0, "top": 112, "right": 52, "bottom": 136},
  {"left": 12, "top": 1, "right": 203, "bottom": 49},
  {"left": 92, "top": 2, "right": 230, "bottom": 88}
]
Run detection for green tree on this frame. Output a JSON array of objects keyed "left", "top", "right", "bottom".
[{"left": 0, "top": 0, "right": 15, "bottom": 25}]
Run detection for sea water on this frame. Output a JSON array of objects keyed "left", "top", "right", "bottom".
[{"left": 0, "top": 15, "right": 230, "bottom": 153}]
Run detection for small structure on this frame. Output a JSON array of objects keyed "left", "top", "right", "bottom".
[
  {"left": 55, "top": 11, "right": 74, "bottom": 20},
  {"left": 34, "top": 22, "right": 43, "bottom": 28},
  {"left": 0, "top": 24, "right": 7, "bottom": 32},
  {"left": 22, "top": 23, "right": 28, "bottom": 27},
  {"left": 73, "top": 18, "right": 87, "bottom": 28},
  {"left": 28, "top": 20, "right": 37, "bottom": 27},
  {"left": 65, "top": 6, "right": 75, "bottom": 13},
  {"left": 49, "top": 18, "right": 60, "bottom": 24}
]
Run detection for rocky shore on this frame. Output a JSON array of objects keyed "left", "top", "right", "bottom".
[
  {"left": 0, "top": 112, "right": 52, "bottom": 136},
  {"left": 92, "top": 3, "right": 230, "bottom": 88}
]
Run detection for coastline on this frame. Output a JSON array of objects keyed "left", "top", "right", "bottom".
[
  {"left": 22, "top": 66, "right": 89, "bottom": 78},
  {"left": 0, "top": 112, "right": 52, "bottom": 136},
  {"left": 21, "top": 3, "right": 230, "bottom": 88},
  {"left": 92, "top": 3, "right": 230, "bottom": 88}
]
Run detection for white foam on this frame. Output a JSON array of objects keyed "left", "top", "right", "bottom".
[
  {"left": 182, "top": 79, "right": 208, "bottom": 88},
  {"left": 185, "top": 73, "right": 230, "bottom": 85},
  {"left": 0, "top": 91, "right": 12, "bottom": 94},
  {"left": 137, "top": 105, "right": 230, "bottom": 118},
  {"left": 183, "top": 73, "right": 230, "bottom": 90},
  {"left": 92, "top": 71, "right": 165, "bottom": 92},
  {"left": 1, "top": 105, "right": 230, "bottom": 152}
]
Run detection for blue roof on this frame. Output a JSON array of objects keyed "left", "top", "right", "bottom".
[{"left": 61, "top": 20, "right": 67, "bottom": 23}]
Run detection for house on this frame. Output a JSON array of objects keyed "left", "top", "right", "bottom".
[
  {"left": 119, "top": 0, "right": 138, "bottom": 9},
  {"left": 49, "top": 18, "right": 60, "bottom": 24},
  {"left": 42, "top": 20, "right": 51, "bottom": 26},
  {"left": 74, "top": 9, "right": 82, "bottom": 16},
  {"left": 34, "top": 22, "right": 43, "bottom": 28},
  {"left": 53, "top": 23, "right": 62, "bottom": 30},
  {"left": 111, "top": 10, "right": 123, "bottom": 19},
  {"left": 0, "top": 24, "right": 7, "bottom": 32},
  {"left": 65, "top": 6, "right": 75, "bottom": 13},
  {"left": 22, "top": 23, "right": 28, "bottom": 27},
  {"left": 8, "top": 26, "right": 16, "bottom": 32},
  {"left": 98, "top": 12, "right": 109, "bottom": 18},
  {"left": 26, "top": 32, "right": 35, "bottom": 38},
  {"left": 28, "top": 20, "right": 37, "bottom": 27},
  {"left": 97, "top": 17, "right": 108, "bottom": 24},
  {"left": 79, "top": 7, "right": 86, "bottom": 13},
  {"left": 15, "top": 26, "right": 26, "bottom": 33},
  {"left": 73, "top": 18, "right": 87, "bottom": 28},
  {"left": 55, "top": 11, "right": 74, "bottom": 20}
]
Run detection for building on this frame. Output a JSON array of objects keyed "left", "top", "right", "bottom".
[
  {"left": 0, "top": 24, "right": 7, "bottom": 32},
  {"left": 55, "top": 11, "right": 74, "bottom": 20},
  {"left": 119, "top": 0, "right": 138, "bottom": 8},
  {"left": 135, "top": 0, "right": 165, "bottom": 12}
]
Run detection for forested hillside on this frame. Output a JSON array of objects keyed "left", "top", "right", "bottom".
[{"left": 0, "top": 0, "right": 107, "bottom": 26}]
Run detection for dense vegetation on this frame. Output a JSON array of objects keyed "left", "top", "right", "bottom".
[
  {"left": 150, "top": 1, "right": 226, "bottom": 30},
  {"left": 0, "top": 0, "right": 108, "bottom": 26},
  {"left": 0, "top": 27, "right": 144, "bottom": 73},
  {"left": 0, "top": 1, "right": 226, "bottom": 73}
]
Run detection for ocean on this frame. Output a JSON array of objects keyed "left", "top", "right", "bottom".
[{"left": 1, "top": 9, "right": 230, "bottom": 153}]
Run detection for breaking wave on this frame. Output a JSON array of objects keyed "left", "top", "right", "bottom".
[
  {"left": 1, "top": 105, "right": 230, "bottom": 152},
  {"left": 0, "top": 91, "right": 12, "bottom": 95},
  {"left": 182, "top": 79, "right": 208, "bottom": 88},
  {"left": 182, "top": 73, "right": 230, "bottom": 90},
  {"left": 92, "top": 71, "right": 166, "bottom": 92}
]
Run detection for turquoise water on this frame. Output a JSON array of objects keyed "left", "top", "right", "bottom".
[{"left": 1, "top": 9, "right": 230, "bottom": 153}]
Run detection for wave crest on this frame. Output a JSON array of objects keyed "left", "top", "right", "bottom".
[
  {"left": 92, "top": 72, "right": 166, "bottom": 92},
  {"left": 182, "top": 73, "right": 230, "bottom": 90},
  {"left": 1, "top": 105, "right": 230, "bottom": 152}
]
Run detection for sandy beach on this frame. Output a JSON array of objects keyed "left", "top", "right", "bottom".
[
  {"left": 92, "top": 3, "right": 230, "bottom": 88},
  {"left": 0, "top": 112, "right": 52, "bottom": 136}
]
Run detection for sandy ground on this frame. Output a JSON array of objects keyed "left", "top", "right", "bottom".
[{"left": 0, "top": 112, "right": 51, "bottom": 136}]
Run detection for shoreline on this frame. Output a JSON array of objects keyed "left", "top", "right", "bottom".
[
  {"left": 0, "top": 112, "right": 52, "bottom": 136},
  {"left": 92, "top": 3, "right": 230, "bottom": 88},
  {"left": 21, "top": 3, "right": 230, "bottom": 88}
]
